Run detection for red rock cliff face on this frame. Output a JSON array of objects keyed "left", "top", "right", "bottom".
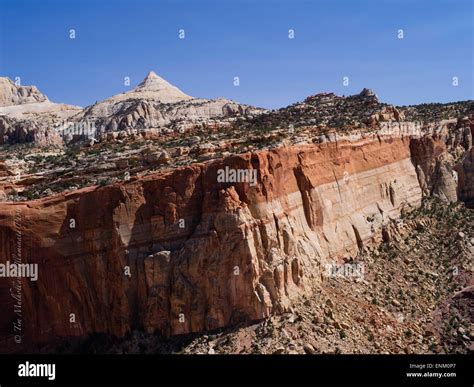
[{"left": 0, "top": 136, "right": 423, "bottom": 351}]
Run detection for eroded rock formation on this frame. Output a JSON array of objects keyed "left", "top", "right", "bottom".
[
  {"left": 76, "top": 71, "right": 265, "bottom": 138},
  {"left": 0, "top": 135, "right": 424, "bottom": 350},
  {"left": 457, "top": 147, "right": 474, "bottom": 207},
  {"left": 0, "top": 72, "right": 265, "bottom": 146},
  {"left": 0, "top": 78, "right": 48, "bottom": 107},
  {"left": 0, "top": 74, "right": 472, "bottom": 353},
  {"left": 0, "top": 78, "right": 81, "bottom": 146}
]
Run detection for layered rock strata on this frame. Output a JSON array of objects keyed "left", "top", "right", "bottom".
[
  {"left": 0, "top": 135, "right": 422, "bottom": 350},
  {"left": 76, "top": 71, "right": 264, "bottom": 138},
  {"left": 0, "top": 78, "right": 82, "bottom": 146},
  {"left": 0, "top": 72, "right": 264, "bottom": 146}
]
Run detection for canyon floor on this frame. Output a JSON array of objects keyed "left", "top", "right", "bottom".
[{"left": 38, "top": 198, "right": 473, "bottom": 355}]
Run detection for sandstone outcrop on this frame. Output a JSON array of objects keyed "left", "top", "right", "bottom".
[
  {"left": 0, "top": 77, "right": 48, "bottom": 106},
  {"left": 0, "top": 77, "right": 82, "bottom": 146},
  {"left": 74, "top": 71, "right": 265, "bottom": 139},
  {"left": 0, "top": 136, "right": 423, "bottom": 350},
  {"left": 0, "top": 72, "right": 264, "bottom": 146},
  {"left": 457, "top": 147, "right": 474, "bottom": 207},
  {"left": 409, "top": 114, "right": 473, "bottom": 203}
]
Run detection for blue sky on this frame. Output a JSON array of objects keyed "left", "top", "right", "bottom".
[{"left": 0, "top": 0, "right": 472, "bottom": 109}]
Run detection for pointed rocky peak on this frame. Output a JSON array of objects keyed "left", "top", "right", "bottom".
[
  {"left": 0, "top": 77, "right": 49, "bottom": 107},
  {"left": 130, "top": 71, "right": 192, "bottom": 103},
  {"left": 146, "top": 70, "right": 159, "bottom": 78},
  {"left": 136, "top": 71, "right": 164, "bottom": 89}
]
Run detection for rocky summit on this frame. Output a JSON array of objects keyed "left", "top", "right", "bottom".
[
  {"left": 0, "top": 73, "right": 472, "bottom": 355},
  {"left": 131, "top": 71, "right": 192, "bottom": 101},
  {"left": 0, "top": 77, "right": 49, "bottom": 106},
  {"left": 0, "top": 78, "right": 82, "bottom": 146}
]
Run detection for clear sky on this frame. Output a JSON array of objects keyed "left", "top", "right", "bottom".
[{"left": 0, "top": 0, "right": 472, "bottom": 109}]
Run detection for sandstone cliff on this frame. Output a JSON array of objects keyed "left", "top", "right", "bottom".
[
  {"left": 0, "top": 135, "right": 424, "bottom": 350},
  {"left": 457, "top": 147, "right": 474, "bottom": 207}
]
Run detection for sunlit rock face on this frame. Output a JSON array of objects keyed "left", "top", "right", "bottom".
[
  {"left": 0, "top": 72, "right": 265, "bottom": 146},
  {"left": 76, "top": 71, "right": 265, "bottom": 137},
  {"left": 0, "top": 135, "right": 426, "bottom": 350},
  {"left": 0, "top": 77, "right": 49, "bottom": 107},
  {"left": 0, "top": 77, "right": 81, "bottom": 146}
]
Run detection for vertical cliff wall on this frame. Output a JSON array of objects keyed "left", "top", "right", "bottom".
[
  {"left": 457, "top": 147, "right": 474, "bottom": 207},
  {"left": 0, "top": 136, "right": 426, "bottom": 350}
]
